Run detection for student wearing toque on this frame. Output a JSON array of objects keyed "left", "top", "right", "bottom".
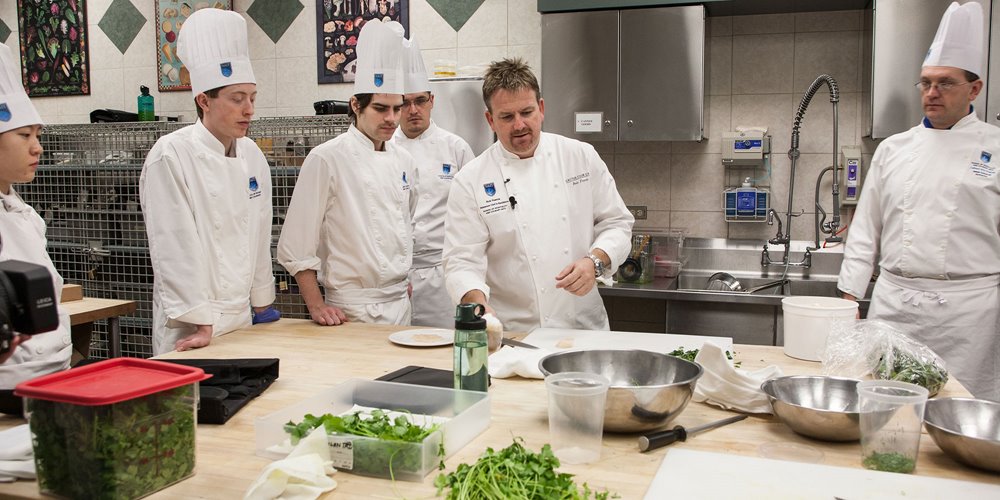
[
  {"left": 141, "top": 8, "right": 278, "bottom": 355},
  {"left": 0, "top": 43, "right": 71, "bottom": 414}
]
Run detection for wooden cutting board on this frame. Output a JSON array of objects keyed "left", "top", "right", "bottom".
[
  {"left": 644, "top": 449, "right": 1000, "bottom": 499},
  {"left": 521, "top": 328, "right": 733, "bottom": 353}
]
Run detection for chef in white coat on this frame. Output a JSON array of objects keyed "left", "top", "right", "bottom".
[
  {"left": 838, "top": 2, "right": 1000, "bottom": 401},
  {"left": 278, "top": 20, "right": 417, "bottom": 326},
  {"left": 443, "top": 58, "right": 634, "bottom": 333},
  {"left": 141, "top": 9, "right": 277, "bottom": 355},
  {"left": 391, "top": 37, "right": 475, "bottom": 328},
  {"left": 0, "top": 42, "right": 71, "bottom": 412}
]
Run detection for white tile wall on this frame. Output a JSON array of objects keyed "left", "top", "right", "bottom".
[{"left": 1, "top": 3, "right": 875, "bottom": 240}]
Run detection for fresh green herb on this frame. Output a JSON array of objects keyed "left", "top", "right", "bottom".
[
  {"left": 874, "top": 348, "right": 949, "bottom": 395},
  {"left": 29, "top": 385, "right": 197, "bottom": 500},
  {"left": 862, "top": 451, "right": 916, "bottom": 473},
  {"left": 284, "top": 409, "right": 443, "bottom": 478},
  {"left": 434, "top": 438, "right": 617, "bottom": 499},
  {"left": 667, "top": 347, "right": 741, "bottom": 367}
]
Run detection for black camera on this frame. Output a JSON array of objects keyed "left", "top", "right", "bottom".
[{"left": 0, "top": 260, "right": 59, "bottom": 355}]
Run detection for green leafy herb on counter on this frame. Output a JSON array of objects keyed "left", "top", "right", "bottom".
[
  {"left": 862, "top": 451, "right": 916, "bottom": 473},
  {"left": 284, "top": 409, "right": 443, "bottom": 478},
  {"left": 667, "top": 347, "right": 742, "bottom": 368},
  {"left": 874, "top": 347, "right": 948, "bottom": 395},
  {"left": 29, "top": 385, "right": 197, "bottom": 500},
  {"left": 434, "top": 438, "right": 617, "bottom": 500}
]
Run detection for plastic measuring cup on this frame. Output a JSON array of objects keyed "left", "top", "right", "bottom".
[
  {"left": 857, "top": 380, "right": 929, "bottom": 474},
  {"left": 545, "top": 371, "right": 610, "bottom": 464}
]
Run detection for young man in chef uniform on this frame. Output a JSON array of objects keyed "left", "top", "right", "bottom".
[
  {"left": 278, "top": 20, "right": 417, "bottom": 326},
  {"left": 443, "top": 58, "right": 634, "bottom": 334},
  {"left": 0, "top": 43, "right": 72, "bottom": 414},
  {"left": 141, "top": 9, "right": 277, "bottom": 355},
  {"left": 391, "top": 37, "right": 474, "bottom": 328},
  {"left": 838, "top": 2, "right": 1000, "bottom": 401}
]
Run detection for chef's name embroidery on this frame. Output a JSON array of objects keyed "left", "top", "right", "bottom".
[
  {"left": 479, "top": 197, "right": 510, "bottom": 215},
  {"left": 970, "top": 162, "right": 997, "bottom": 178},
  {"left": 565, "top": 172, "right": 590, "bottom": 186}
]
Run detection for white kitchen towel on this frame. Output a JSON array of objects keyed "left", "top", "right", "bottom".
[
  {"left": 244, "top": 426, "right": 337, "bottom": 500},
  {"left": 0, "top": 459, "right": 35, "bottom": 482},
  {"left": 0, "top": 424, "right": 35, "bottom": 482},
  {"left": 693, "top": 343, "right": 782, "bottom": 414},
  {"left": 483, "top": 313, "right": 503, "bottom": 352},
  {"left": 488, "top": 346, "right": 553, "bottom": 379}
]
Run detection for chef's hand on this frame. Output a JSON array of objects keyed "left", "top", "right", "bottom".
[
  {"left": 555, "top": 257, "right": 597, "bottom": 296},
  {"left": 176, "top": 325, "right": 213, "bottom": 352},
  {"left": 0, "top": 334, "right": 28, "bottom": 363},
  {"left": 841, "top": 292, "right": 861, "bottom": 319},
  {"left": 459, "top": 290, "right": 496, "bottom": 316},
  {"left": 307, "top": 302, "right": 348, "bottom": 326}
]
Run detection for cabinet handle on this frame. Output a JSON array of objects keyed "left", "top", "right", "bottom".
[
  {"left": 996, "top": 112, "right": 1000, "bottom": 120},
  {"left": 627, "top": 119, "right": 634, "bottom": 127}
]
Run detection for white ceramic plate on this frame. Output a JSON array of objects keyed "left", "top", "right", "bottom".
[{"left": 388, "top": 328, "right": 454, "bottom": 347}]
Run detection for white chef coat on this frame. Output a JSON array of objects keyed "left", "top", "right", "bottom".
[
  {"left": 392, "top": 121, "right": 474, "bottom": 327},
  {"left": 0, "top": 189, "right": 71, "bottom": 389},
  {"left": 277, "top": 125, "right": 417, "bottom": 325},
  {"left": 838, "top": 111, "right": 1000, "bottom": 401},
  {"left": 443, "top": 132, "right": 634, "bottom": 334},
  {"left": 140, "top": 120, "right": 275, "bottom": 355}
]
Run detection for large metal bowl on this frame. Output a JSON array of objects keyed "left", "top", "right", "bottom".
[
  {"left": 761, "top": 375, "right": 861, "bottom": 441},
  {"left": 924, "top": 398, "right": 1000, "bottom": 473},
  {"left": 538, "top": 349, "right": 702, "bottom": 432}
]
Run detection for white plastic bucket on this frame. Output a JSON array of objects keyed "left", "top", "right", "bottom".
[{"left": 781, "top": 296, "right": 858, "bottom": 362}]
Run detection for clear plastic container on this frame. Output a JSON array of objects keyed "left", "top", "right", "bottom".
[
  {"left": 858, "top": 380, "right": 929, "bottom": 474},
  {"left": 254, "top": 379, "right": 490, "bottom": 481},
  {"left": 545, "top": 372, "right": 610, "bottom": 464},
  {"left": 15, "top": 358, "right": 208, "bottom": 499}
]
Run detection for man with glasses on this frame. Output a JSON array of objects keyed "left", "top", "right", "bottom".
[
  {"left": 838, "top": 2, "right": 1000, "bottom": 401},
  {"left": 391, "top": 37, "right": 474, "bottom": 328}
]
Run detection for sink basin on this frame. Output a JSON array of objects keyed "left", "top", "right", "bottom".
[{"left": 674, "top": 273, "right": 843, "bottom": 297}]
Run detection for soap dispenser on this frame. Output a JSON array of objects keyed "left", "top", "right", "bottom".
[{"left": 137, "top": 85, "right": 155, "bottom": 121}]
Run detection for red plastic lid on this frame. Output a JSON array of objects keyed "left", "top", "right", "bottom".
[{"left": 14, "top": 358, "right": 211, "bottom": 406}]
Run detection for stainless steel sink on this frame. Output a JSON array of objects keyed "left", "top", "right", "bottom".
[{"left": 674, "top": 272, "right": 845, "bottom": 297}]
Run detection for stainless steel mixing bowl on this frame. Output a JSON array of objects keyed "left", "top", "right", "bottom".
[
  {"left": 761, "top": 375, "right": 861, "bottom": 441},
  {"left": 538, "top": 349, "right": 703, "bottom": 433},
  {"left": 924, "top": 397, "right": 1000, "bottom": 473}
]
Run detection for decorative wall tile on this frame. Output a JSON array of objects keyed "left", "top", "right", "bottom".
[
  {"left": 246, "top": 0, "right": 303, "bottom": 44},
  {"left": 98, "top": 0, "right": 146, "bottom": 54},
  {"left": 428, "top": 0, "right": 486, "bottom": 32}
]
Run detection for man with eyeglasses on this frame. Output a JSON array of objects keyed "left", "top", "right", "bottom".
[
  {"left": 391, "top": 37, "right": 474, "bottom": 328},
  {"left": 838, "top": 2, "right": 1000, "bottom": 401}
]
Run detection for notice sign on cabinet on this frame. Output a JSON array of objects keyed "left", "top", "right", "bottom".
[{"left": 575, "top": 112, "right": 603, "bottom": 133}]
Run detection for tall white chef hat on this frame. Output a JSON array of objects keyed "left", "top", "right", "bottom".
[
  {"left": 0, "top": 43, "right": 43, "bottom": 134},
  {"left": 923, "top": 1, "right": 984, "bottom": 76},
  {"left": 177, "top": 8, "right": 256, "bottom": 95},
  {"left": 402, "top": 37, "right": 430, "bottom": 94},
  {"left": 353, "top": 19, "right": 405, "bottom": 95}
]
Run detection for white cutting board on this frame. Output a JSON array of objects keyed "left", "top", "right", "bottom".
[
  {"left": 644, "top": 449, "right": 1000, "bottom": 499},
  {"left": 521, "top": 328, "right": 732, "bottom": 353}
]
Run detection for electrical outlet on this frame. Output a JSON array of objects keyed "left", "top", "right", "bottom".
[{"left": 627, "top": 205, "right": 647, "bottom": 220}]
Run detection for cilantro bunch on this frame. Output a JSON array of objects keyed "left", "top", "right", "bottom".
[
  {"left": 667, "top": 347, "right": 740, "bottom": 367},
  {"left": 434, "top": 438, "right": 616, "bottom": 500}
]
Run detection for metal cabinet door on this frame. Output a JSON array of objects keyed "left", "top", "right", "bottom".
[
  {"left": 540, "top": 10, "right": 619, "bottom": 141},
  {"left": 620, "top": 6, "right": 705, "bottom": 141}
]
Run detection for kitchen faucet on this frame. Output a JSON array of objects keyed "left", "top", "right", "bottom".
[{"left": 762, "top": 74, "right": 840, "bottom": 270}]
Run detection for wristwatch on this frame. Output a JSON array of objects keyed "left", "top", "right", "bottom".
[{"left": 588, "top": 253, "right": 606, "bottom": 277}]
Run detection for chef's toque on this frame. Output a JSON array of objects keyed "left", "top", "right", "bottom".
[
  {"left": 353, "top": 19, "right": 405, "bottom": 95},
  {"left": 177, "top": 8, "right": 256, "bottom": 95},
  {"left": 402, "top": 37, "right": 430, "bottom": 94},
  {"left": 0, "top": 43, "right": 43, "bottom": 134},
  {"left": 923, "top": 1, "right": 984, "bottom": 76}
]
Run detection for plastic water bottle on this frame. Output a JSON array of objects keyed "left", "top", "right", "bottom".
[
  {"left": 137, "top": 86, "right": 154, "bottom": 122},
  {"left": 454, "top": 303, "right": 488, "bottom": 392}
]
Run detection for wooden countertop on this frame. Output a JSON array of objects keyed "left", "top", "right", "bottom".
[
  {"left": 1, "top": 319, "right": 997, "bottom": 499},
  {"left": 61, "top": 297, "right": 137, "bottom": 326}
]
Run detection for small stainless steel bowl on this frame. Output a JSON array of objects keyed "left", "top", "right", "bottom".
[
  {"left": 924, "top": 397, "right": 1000, "bottom": 473},
  {"left": 761, "top": 375, "right": 861, "bottom": 442},
  {"left": 539, "top": 349, "right": 703, "bottom": 433}
]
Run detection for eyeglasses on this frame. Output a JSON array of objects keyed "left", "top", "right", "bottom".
[
  {"left": 914, "top": 80, "right": 972, "bottom": 93},
  {"left": 402, "top": 96, "right": 431, "bottom": 108}
]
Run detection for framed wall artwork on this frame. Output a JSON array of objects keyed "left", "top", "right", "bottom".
[
  {"left": 17, "top": 0, "right": 91, "bottom": 97},
  {"left": 156, "top": 0, "right": 232, "bottom": 92},
  {"left": 316, "top": 0, "right": 409, "bottom": 84}
]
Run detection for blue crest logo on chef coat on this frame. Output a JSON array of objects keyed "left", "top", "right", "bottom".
[
  {"left": 220, "top": 62, "right": 233, "bottom": 77},
  {"left": 0, "top": 103, "right": 10, "bottom": 122},
  {"left": 484, "top": 182, "right": 496, "bottom": 197},
  {"left": 249, "top": 176, "right": 259, "bottom": 191},
  {"left": 982, "top": 151, "right": 992, "bottom": 163},
  {"left": 402, "top": 172, "right": 408, "bottom": 185},
  {"left": 442, "top": 164, "right": 452, "bottom": 175},
  {"left": 374, "top": 73, "right": 384, "bottom": 87}
]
